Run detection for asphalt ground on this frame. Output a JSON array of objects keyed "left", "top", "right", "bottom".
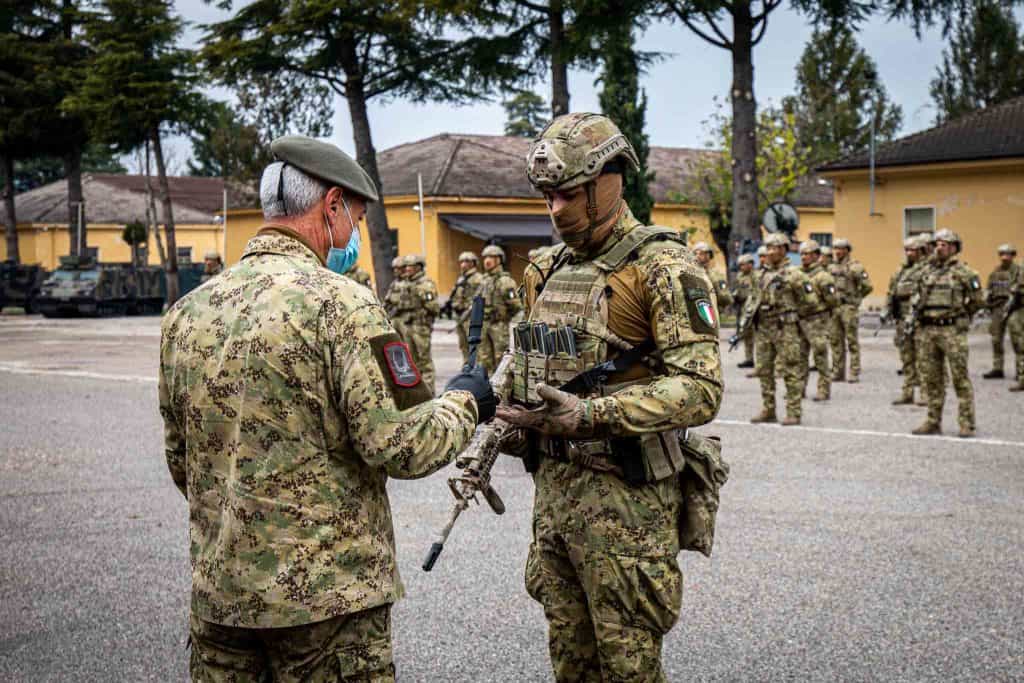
[{"left": 0, "top": 313, "right": 1021, "bottom": 682}]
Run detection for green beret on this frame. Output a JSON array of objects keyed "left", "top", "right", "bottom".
[{"left": 270, "top": 135, "right": 379, "bottom": 202}]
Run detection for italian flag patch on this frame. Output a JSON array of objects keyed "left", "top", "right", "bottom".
[{"left": 696, "top": 300, "right": 718, "bottom": 328}]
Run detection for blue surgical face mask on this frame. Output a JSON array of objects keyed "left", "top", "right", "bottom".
[{"left": 324, "top": 197, "right": 361, "bottom": 275}]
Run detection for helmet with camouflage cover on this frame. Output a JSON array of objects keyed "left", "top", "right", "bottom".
[
  {"left": 764, "top": 233, "right": 790, "bottom": 248},
  {"left": 799, "top": 239, "right": 820, "bottom": 254},
  {"left": 403, "top": 254, "right": 426, "bottom": 267},
  {"left": 997, "top": 243, "right": 1016, "bottom": 255},
  {"left": 934, "top": 228, "right": 961, "bottom": 251},
  {"left": 481, "top": 244, "right": 506, "bottom": 262},
  {"left": 833, "top": 238, "right": 851, "bottom": 250},
  {"left": 691, "top": 241, "right": 713, "bottom": 254},
  {"left": 526, "top": 113, "right": 640, "bottom": 192},
  {"left": 757, "top": 245, "right": 768, "bottom": 257},
  {"left": 820, "top": 246, "right": 832, "bottom": 256},
  {"left": 458, "top": 251, "right": 478, "bottom": 263},
  {"left": 903, "top": 237, "right": 919, "bottom": 249},
  {"left": 737, "top": 253, "right": 755, "bottom": 265},
  {"left": 204, "top": 250, "right": 222, "bottom": 262},
  {"left": 391, "top": 256, "right": 403, "bottom": 269}
]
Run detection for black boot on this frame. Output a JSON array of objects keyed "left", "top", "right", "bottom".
[
  {"left": 982, "top": 369, "right": 1004, "bottom": 379},
  {"left": 737, "top": 359, "right": 754, "bottom": 368}
]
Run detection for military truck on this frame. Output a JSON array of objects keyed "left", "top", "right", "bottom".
[
  {"left": 36, "top": 256, "right": 137, "bottom": 317},
  {"left": 0, "top": 261, "right": 48, "bottom": 314}
]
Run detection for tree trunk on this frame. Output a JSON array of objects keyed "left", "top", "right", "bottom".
[
  {"left": 65, "top": 148, "right": 85, "bottom": 257},
  {"left": 2, "top": 154, "right": 19, "bottom": 263},
  {"left": 729, "top": 2, "right": 759, "bottom": 266},
  {"left": 151, "top": 128, "right": 179, "bottom": 306},
  {"left": 549, "top": 0, "right": 570, "bottom": 117},
  {"left": 145, "top": 139, "right": 168, "bottom": 268},
  {"left": 341, "top": 42, "right": 395, "bottom": 296}
]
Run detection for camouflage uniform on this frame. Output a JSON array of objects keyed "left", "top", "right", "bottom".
[
  {"left": 733, "top": 257, "right": 757, "bottom": 365},
  {"left": 395, "top": 256, "right": 440, "bottom": 394},
  {"left": 887, "top": 245, "right": 926, "bottom": 403},
  {"left": 477, "top": 246, "right": 521, "bottom": 375},
  {"left": 450, "top": 257, "right": 485, "bottom": 364},
  {"left": 160, "top": 231, "right": 478, "bottom": 680},
  {"left": 911, "top": 233, "right": 984, "bottom": 435},
  {"left": 348, "top": 265, "right": 373, "bottom": 289},
  {"left": 798, "top": 254, "right": 837, "bottom": 401},
  {"left": 1006, "top": 266, "right": 1024, "bottom": 391},
  {"left": 511, "top": 114, "right": 724, "bottom": 683},
  {"left": 200, "top": 251, "right": 224, "bottom": 284},
  {"left": 984, "top": 256, "right": 1022, "bottom": 376},
  {"left": 828, "top": 242, "right": 872, "bottom": 382},
  {"left": 382, "top": 257, "right": 408, "bottom": 341}
]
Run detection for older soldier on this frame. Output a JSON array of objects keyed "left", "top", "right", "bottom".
[
  {"left": 982, "top": 244, "right": 1022, "bottom": 379},
  {"left": 733, "top": 253, "right": 757, "bottom": 368},
  {"left": 159, "top": 136, "right": 493, "bottom": 682},
  {"left": 199, "top": 250, "right": 223, "bottom": 283},
  {"left": 798, "top": 240, "right": 837, "bottom": 402},
  {"left": 828, "top": 238, "right": 872, "bottom": 383},
  {"left": 749, "top": 233, "right": 812, "bottom": 425},
  {"left": 476, "top": 244, "right": 521, "bottom": 374},
  {"left": 346, "top": 261, "right": 373, "bottom": 288},
  {"left": 911, "top": 229, "right": 984, "bottom": 437},
  {"left": 692, "top": 241, "right": 733, "bottom": 310},
  {"left": 889, "top": 237, "right": 927, "bottom": 404},
  {"left": 496, "top": 114, "right": 723, "bottom": 682},
  {"left": 395, "top": 254, "right": 440, "bottom": 394},
  {"left": 450, "top": 251, "right": 485, "bottom": 364}
]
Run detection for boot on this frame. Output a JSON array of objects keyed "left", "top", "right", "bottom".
[
  {"left": 897, "top": 368, "right": 904, "bottom": 375},
  {"left": 892, "top": 394, "right": 914, "bottom": 405},
  {"left": 737, "top": 359, "right": 754, "bottom": 368},
  {"left": 781, "top": 416, "right": 801, "bottom": 426},
  {"left": 915, "top": 397, "right": 928, "bottom": 406},
  {"left": 982, "top": 369, "right": 1004, "bottom": 379},
  {"left": 912, "top": 421, "right": 941, "bottom": 435},
  {"left": 813, "top": 392, "right": 829, "bottom": 402},
  {"left": 958, "top": 426, "right": 976, "bottom": 438},
  {"left": 745, "top": 370, "right": 759, "bottom": 378},
  {"left": 750, "top": 410, "right": 777, "bottom": 424},
  {"left": 848, "top": 375, "right": 860, "bottom": 384},
  {"left": 832, "top": 374, "right": 846, "bottom": 383},
  {"left": 1009, "top": 383, "right": 1024, "bottom": 392}
]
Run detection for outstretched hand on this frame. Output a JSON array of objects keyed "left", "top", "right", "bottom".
[{"left": 494, "top": 384, "right": 594, "bottom": 438}]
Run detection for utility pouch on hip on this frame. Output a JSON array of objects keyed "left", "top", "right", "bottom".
[
  {"left": 639, "top": 429, "right": 687, "bottom": 483},
  {"left": 677, "top": 431, "right": 729, "bottom": 558},
  {"left": 611, "top": 438, "right": 647, "bottom": 486}
]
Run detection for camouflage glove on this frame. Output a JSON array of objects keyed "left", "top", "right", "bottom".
[
  {"left": 494, "top": 384, "right": 595, "bottom": 438},
  {"left": 496, "top": 425, "right": 529, "bottom": 457}
]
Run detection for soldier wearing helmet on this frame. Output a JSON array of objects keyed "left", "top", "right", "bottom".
[
  {"left": 200, "top": 250, "right": 223, "bottom": 283},
  {"left": 391, "top": 254, "right": 440, "bottom": 393},
  {"left": 495, "top": 113, "right": 724, "bottom": 682},
  {"left": 743, "top": 231, "right": 814, "bottom": 425},
  {"left": 819, "top": 245, "right": 833, "bottom": 268},
  {"left": 911, "top": 229, "right": 984, "bottom": 437},
  {"left": 691, "top": 241, "right": 733, "bottom": 310},
  {"left": 733, "top": 253, "right": 758, "bottom": 368},
  {"left": 757, "top": 244, "right": 770, "bottom": 269},
  {"left": 828, "top": 238, "right": 873, "bottom": 383},
  {"left": 446, "top": 251, "right": 485, "bottom": 364},
  {"left": 1005, "top": 250, "right": 1024, "bottom": 392},
  {"left": 475, "top": 244, "right": 521, "bottom": 374},
  {"left": 982, "top": 243, "right": 1021, "bottom": 379},
  {"left": 383, "top": 256, "right": 409, "bottom": 339},
  {"left": 888, "top": 236, "right": 928, "bottom": 405},
  {"left": 797, "top": 239, "right": 837, "bottom": 402}
]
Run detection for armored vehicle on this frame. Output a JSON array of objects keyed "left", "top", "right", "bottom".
[
  {"left": 0, "top": 261, "right": 48, "bottom": 314},
  {"left": 36, "top": 256, "right": 136, "bottom": 317}
]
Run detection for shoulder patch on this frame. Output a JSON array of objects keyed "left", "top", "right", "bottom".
[
  {"left": 804, "top": 282, "right": 814, "bottom": 294},
  {"left": 369, "top": 334, "right": 431, "bottom": 410},
  {"left": 970, "top": 276, "right": 981, "bottom": 290},
  {"left": 681, "top": 277, "right": 718, "bottom": 335}
]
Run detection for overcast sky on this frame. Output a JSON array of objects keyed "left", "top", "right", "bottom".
[{"left": 155, "top": 1, "right": 956, "bottom": 172}]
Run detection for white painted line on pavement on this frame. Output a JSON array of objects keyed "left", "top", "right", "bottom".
[
  {"left": 0, "top": 362, "right": 156, "bottom": 384},
  {"left": 714, "top": 418, "right": 1024, "bottom": 449}
]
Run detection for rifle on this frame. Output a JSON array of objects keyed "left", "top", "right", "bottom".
[
  {"left": 1002, "top": 289, "right": 1022, "bottom": 319},
  {"left": 728, "top": 292, "right": 759, "bottom": 351},
  {"left": 422, "top": 297, "right": 512, "bottom": 571},
  {"left": 439, "top": 275, "right": 467, "bottom": 320}
]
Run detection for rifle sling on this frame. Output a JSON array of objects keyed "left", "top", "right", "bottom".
[{"left": 558, "top": 340, "right": 657, "bottom": 395}]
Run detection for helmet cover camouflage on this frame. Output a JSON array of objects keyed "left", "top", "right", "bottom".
[
  {"left": 481, "top": 244, "right": 506, "bottom": 261},
  {"left": 997, "top": 243, "right": 1016, "bottom": 255},
  {"left": 737, "top": 253, "right": 755, "bottom": 265},
  {"left": 799, "top": 239, "right": 820, "bottom": 254},
  {"left": 691, "top": 241, "right": 713, "bottom": 254},
  {"left": 833, "top": 238, "right": 851, "bottom": 250},
  {"left": 204, "top": 251, "right": 222, "bottom": 261},
  {"left": 757, "top": 245, "right": 768, "bottom": 256},
  {"left": 526, "top": 113, "right": 641, "bottom": 191},
  {"left": 391, "top": 256, "right": 403, "bottom": 268},
  {"left": 934, "top": 228, "right": 961, "bottom": 246},
  {"left": 403, "top": 254, "right": 426, "bottom": 267},
  {"left": 764, "top": 233, "right": 790, "bottom": 248},
  {"left": 458, "top": 251, "right": 478, "bottom": 263},
  {"left": 820, "top": 246, "right": 832, "bottom": 256}
]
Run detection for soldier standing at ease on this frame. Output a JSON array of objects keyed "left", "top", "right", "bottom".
[
  {"left": 496, "top": 114, "right": 724, "bottom": 683},
  {"left": 982, "top": 244, "right": 1022, "bottom": 379},
  {"left": 733, "top": 253, "right": 757, "bottom": 368},
  {"left": 476, "top": 244, "right": 521, "bottom": 374},
  {"left": 798, "top": 240, "right": 837, "bottom": 402},
  {"left": 750, "top": 233, "right": 812, "bottom": 425},
  {"left": 828, "top": 238, "right": 872, "bottom": 383},
  {"left": 200, "top": 251, "right": 223, "bottom": 283},
  {"left": 1005, "top": 262, "right": 1024, "bottom": 392},
  {"left": 383, "top": 256, "right": 408, "bottom": 339},
  {"left": 396, "top": 254, "right": 440, "bottom": 394},
  {"left": 159, "top": 136, "right": 493, "bottom": 681},
  {"left": 911, "top": 229, "right": 984, "bottom": 437},
  {"left": 692, "top": 241, "right": 733, "bottom": 310},
  {"left": 450, "top": 251, "right": 485, "bottom": 364},
  {"left": 889, "top": 237, "right": 927, "bottom": 404}
]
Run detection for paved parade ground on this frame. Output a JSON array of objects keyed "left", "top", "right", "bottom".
[{"left": 1, "top": 313, "right": 1022, "bottom": 682}]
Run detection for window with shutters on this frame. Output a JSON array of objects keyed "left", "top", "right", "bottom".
[{"left": 904, "top": 207, "right": 935, "bottom": 236}]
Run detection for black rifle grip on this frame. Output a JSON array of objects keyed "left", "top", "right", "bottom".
[{"left": 422, "top": 542, "right": 444, "bottom": 572}]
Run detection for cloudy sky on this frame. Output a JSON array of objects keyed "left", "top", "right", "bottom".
[{"left": 160, "top": 1, "right": 957, "bottom": 171}]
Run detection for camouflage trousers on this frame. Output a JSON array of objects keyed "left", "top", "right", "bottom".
[
  {"left": 478, "top": 320, "right": 510, "bottom": 375},
  {"left": 456, "top": 318, "right": 471, "bottom": 365},
  {"left": 755, "top": 321, "right": 804, "bottom": 418},
  {"left": 1008, "top": 308, "right": 1024, "bottom": 383},
  {"left": 404, "top": 321, "right": 435, "bottom": 394},
  {"left": 527, "top": 458, "right": 683, "bottom": 683},
  {"left": 830, "top": 305, "right": 861, "bottom": 380},
  {"left": 894, "top": 320, "right": 919, "bottom": 398},
  {"left": 989, "top": 305, "right": 1010, "bottom": 371},
  {"left": 740, "top": 325, "right": 754, "bottom": 363},
  {"left": 799, "top": 314, "right": 832, "bottom": 398},
  {"left": 189, "top": 606, "right": 394, "bottom": 683},
  {"left": 915, "top": 324, "right": 975, "bottom": 431}
]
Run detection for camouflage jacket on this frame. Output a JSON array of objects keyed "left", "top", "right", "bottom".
[
  {"left": 913, "top": 257, "right": 984, "bottom": 321},
  {"left": 450, "top": 268, "right": 484, "bottom": 316},
  {"left": 396, "top": 271, "right": 440, "bottom": 328},
  {"left": 347, "top": 266, "right": 373, "bottom": 289},
  {"left": 754, "top": 261, "right": 812, "bottom": 323},
  {"left": 478, "top": 267, "right": 522, "bottom": 323},
  {"left": 705, "top": 266, "right": 733, "bottom": 309},
  {"left": 829, "top": 256, "right": 872, "bottom": 305},
  {"left": 382, "top": 277, "right": 407, "bottom": 317},
  {"left": 159, "top": 231, "right": 478, "bottom": 629},
  {"left": 887, "top": 260, "right": 924, "bottom": 318},
  {"left": 801, "top": 263, "right": 838, "bottom": 315},
  {"left": 986, "top": 262, "right": 1022, "bottom": 307},
  {"left": 733, "top": 269, "right": 757, "bottom": 309}
]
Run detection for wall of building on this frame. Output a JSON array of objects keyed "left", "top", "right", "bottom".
[
  {"left": 823, "top": 159, "right": 1024, "bottom": 308},
  {"left": 2, "top": 223, "right": 224, "bottom": 270}
]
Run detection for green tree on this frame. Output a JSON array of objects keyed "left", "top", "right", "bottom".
[
  {"left": 930, "top": 0, "right": 1024, "bottom": 122},
  {"left": 63, "top": 0, "right": 202, "bottom": 304},
  {"left": 6, "top": 144, "right": 125, "bottom": 193},
  {"left": 679, "top": 101, "right": 810, "bottom": 257},
  {"left": 202, "top": 1, "right": 523, "bottom": 291},
  {"left": 503, "top": 91, "right": 548, "bottom": 137},
  {"left": 187, "top": 100, "right": 267, "bottom": 183},
  {"left": 783, "top": 24, "right": 902, "bottom": 166}
]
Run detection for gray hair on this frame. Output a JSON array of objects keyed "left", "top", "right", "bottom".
[{"left": 260, "top": 161, "right": 329, "bottom": 219}]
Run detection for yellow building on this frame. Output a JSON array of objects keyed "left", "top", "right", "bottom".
[
  {"left": 0, "top": 174, "right": 252, "bottom": 269},
  {"left": 819, "top": 96, "right": 1024, "bottom": 308},
  {"left": 225, "top": 133, "right": 834, "bottom": 294}
]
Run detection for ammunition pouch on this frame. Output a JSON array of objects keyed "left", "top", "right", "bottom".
[
  {"left": 677, "top": 431, "right": 728, "bottom": 557},
  {"left": 512, "top": 350, "right": 586, "bottom": 406}
]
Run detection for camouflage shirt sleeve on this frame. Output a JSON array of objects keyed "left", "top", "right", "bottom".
[
  {"left": 158, "top": 353, "right": 187, "bottom": 498},
  {"left": 320, "top": 300, "right": 477, "bottom": 479},
  {"left": 500, "top": 274, "right": 523, "bottom": 319},
  {"left": 589, "top": 244, "right": 723, "bottom": 436}
]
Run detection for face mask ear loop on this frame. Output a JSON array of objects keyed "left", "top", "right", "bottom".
[
  {"left": 323, "top": 200, "right": 336, "bottom": 250},
  {"left": 340, "top": 196, "right": 358, "bottom": 244}
]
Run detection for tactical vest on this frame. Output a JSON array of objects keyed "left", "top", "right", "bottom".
[
  {"left": 396, "top": 274, "right": 421, "bottom": 312},
  {"left": 511, "top": 225, "right": 688, "bottom": 484},
  {"left": 479, "top": 269, "right": 515, "bottom": 322},
  {"left": 829, "top": 259, "right": 859, "bottom": 305},
  {"left": 921, "top": 260, "right": 973, "bottom": 319},
  {"left": 757, "top": 265, "right": 802, "bottom": 323},
  {"left": 895, "top": 264, "right": 918, "bottom": 301},
  {"left": 989, "top": 265, "right": 1020, "bottom": 303},
  {"left": 800, "top": 265, "right": 831, "bottom": 316}
]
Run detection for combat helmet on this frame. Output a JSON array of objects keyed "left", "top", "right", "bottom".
[
  {"left": 204, "top": 250, "right": 222, "bottom": 261},
  {"left": 481, "top": 244, "right": 506, "bottom": 262},
  {"left": 391, "top": 256, "right": 403, "bottom": 269},
  {"left": 403, "top": 254, "right": 426, "bottom": 268},
  {"left": 526, "top": 113, "right": 640, "bottom": 191},
  {"left": 997, "top": 243, "right": 1017, "bottom": 255},
  {"left": 799, "top": 239, "right": 820, "bottom": 254},
  {"left": 691, "top": 241, "right": 713, "bottom": 254},
  {"left": 763, "top": 233, "right": 790, "bottom": 248},
  {"left": 458, "top": 251, "right": 478, "bottom": 263},
  {"left": 820, "top": 246, "right": 832, "bottom": 257},
  {"left": 903, "top": 237, "right": 919, "bottom": 249},
  {"left": 757, "top": 245, "right": 768, "bottom": 257},
  {"left": 833, "top": 238, "right": 851, "bottom": 250},
  {"left": 934, "top": 228, "right": 961, "bottom": 251},
  {"left": 737, "top": 253, "right": 755, "bottom": 265}
]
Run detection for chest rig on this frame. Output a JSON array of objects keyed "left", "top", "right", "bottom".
[
  {"left": 758, "top": 266, "right": 800, "bottom": 322},
  {"left": 895, "top": 264, "right": 918, "bottom": 300},
  {"left": 989, "top": 265, "right": 1019, "bottom": 302},
  {"left": 829, "top": 260, "right": 855, "bottom": 303},
  {"left": 921, "top": 261, "right": 968, "bottom": 318}
]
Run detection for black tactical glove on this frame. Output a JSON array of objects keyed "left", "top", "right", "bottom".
[{"left": 444, "top": 365, "right": 497, "bottom": 423}]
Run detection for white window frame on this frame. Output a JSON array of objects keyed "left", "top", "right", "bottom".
[
  {"left": 176, "top": 246, "right": 194, "bottom": 263},
  {"left": 903, "top": 206, "right": 936, "bottom": 238}
]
